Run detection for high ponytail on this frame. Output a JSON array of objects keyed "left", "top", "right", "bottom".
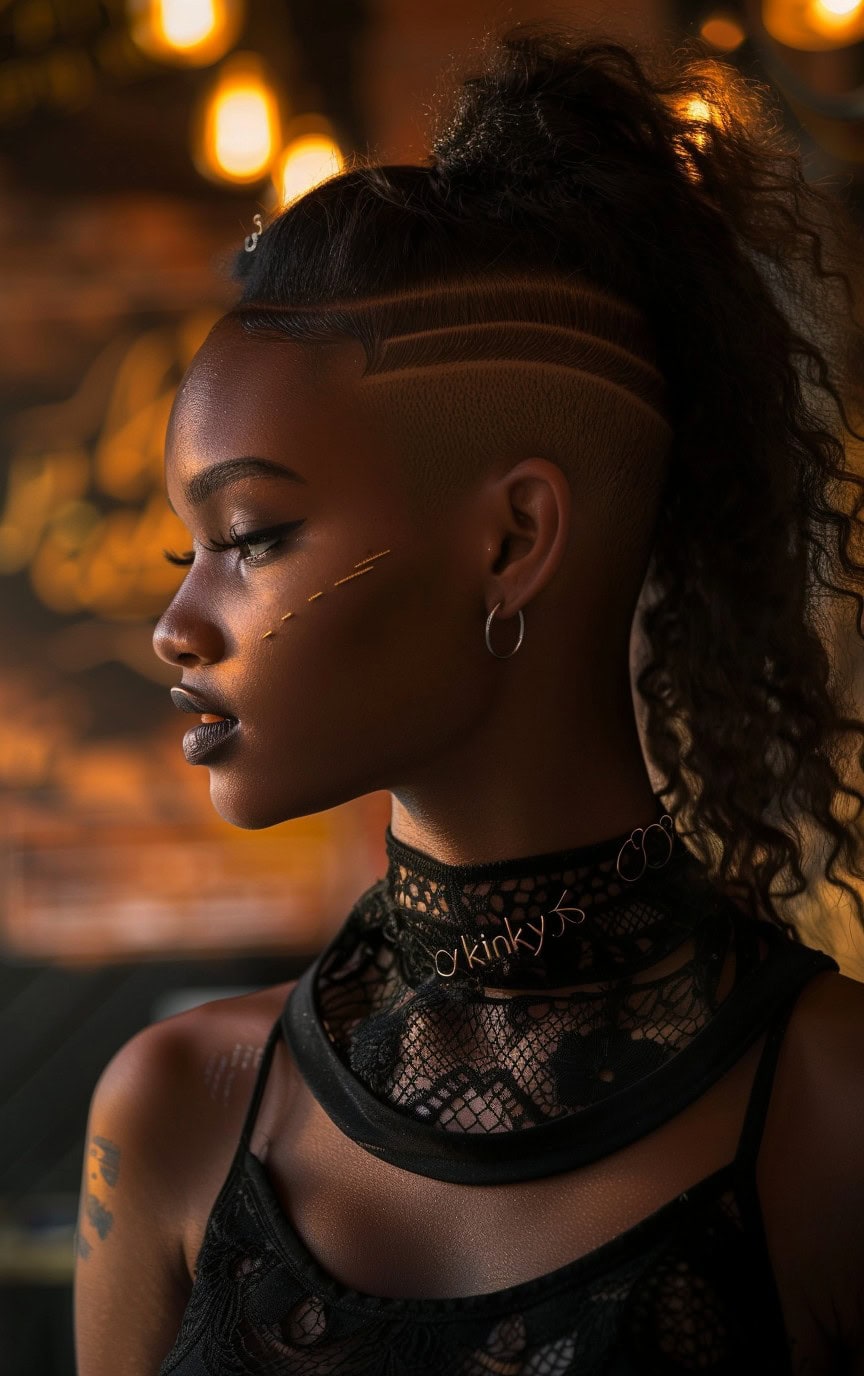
[{"left": 228, "top": 19, "right": 864, "bottom": 953}]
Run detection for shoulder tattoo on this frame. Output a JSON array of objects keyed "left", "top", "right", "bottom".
[{"left": 75, "top": 1135, "right": 120, "bottom": 1260}]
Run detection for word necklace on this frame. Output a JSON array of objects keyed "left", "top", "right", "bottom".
[{"left": 430, "top": 814, "right": 675, "bottom": 979}]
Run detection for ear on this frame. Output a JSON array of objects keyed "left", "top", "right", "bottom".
[{"left": 482, "top": 456, "right": 572, "bottom": 617}]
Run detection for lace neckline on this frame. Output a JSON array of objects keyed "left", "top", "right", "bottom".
[{"left": 380, "top": 809, "right": 700, "bottom": 991}]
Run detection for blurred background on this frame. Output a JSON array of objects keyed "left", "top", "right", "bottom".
[{"left": 1, "top": 0, "right": 864, "bottom": 1370}]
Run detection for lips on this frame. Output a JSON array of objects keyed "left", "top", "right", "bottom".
[
  {"left": 181, "top": 717, "right": 239, "bottom": 764},
  {"left": 170, "top": 685, "right": 237, "bottom": 722},
  {"left": 170, "top": 685, "right": 240, "bottom": 764}
]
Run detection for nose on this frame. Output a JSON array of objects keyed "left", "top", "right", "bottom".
[{"left": 152, "top": 595, "right": 224, "bottom": 668}]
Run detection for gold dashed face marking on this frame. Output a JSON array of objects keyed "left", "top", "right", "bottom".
[
  {"left": 354, "top": 548, "right": 391, "bottom": 568},
  {"left": 333, "top": 566, "right": 374, "bottom": 587},
  {"left": 260, "top": 549, "right": 393, "bottom": 638}
]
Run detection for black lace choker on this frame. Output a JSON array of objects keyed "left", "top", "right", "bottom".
[{"left": 380, "top": 809, "right": 704, "bottom": 992}]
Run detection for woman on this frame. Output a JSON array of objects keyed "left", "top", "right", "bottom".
[{"left": 74, "top": 20, "right": 864, "bottom": 1375}]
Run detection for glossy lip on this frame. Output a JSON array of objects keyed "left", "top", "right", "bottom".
[
  {"left": 181, "top": 717, "right": 240, "bottom": 764},
  {"left": 170, "top": 685, "right": 240, "bottom": 764},
  {"left": 170, "top": 685, "right": 237, "bottom": 721}
]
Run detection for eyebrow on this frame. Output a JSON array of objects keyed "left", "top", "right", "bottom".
[{"left": 169, "top": 457, "right": 308, "bottom": 512}]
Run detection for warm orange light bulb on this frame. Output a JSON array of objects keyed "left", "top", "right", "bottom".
[
  {"left": 194, "top": 52, "right": 282, "bottom": 185},
  {"left": 762, "top": 0, "right": 864, "bottom": 49},
  {"left": 699, "top": 11, "right": 747, "bottom": 51},
  {"left": 273, "top": 129, "right": 344, "bottom": 206},
  {"left": 127, "top": 0, "right": 243, "bottom": 66}
]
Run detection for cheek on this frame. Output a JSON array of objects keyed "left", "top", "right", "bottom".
[{"left": 236, "top": 552, "right": 481, "bottom": 752}]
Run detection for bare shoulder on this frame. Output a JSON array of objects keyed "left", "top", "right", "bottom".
[
  {"left": 775, "top": 966, "right": 864, "bottom": 1358},
  {"left": 781, "top": 965, "right": 864, "bottom": 1166},
  {"left": 785, "top": 965, "right": 864, "bottom": 1092},
  {"left": 112, "top": 981, "right": 299, "bottom": 1268},
  {"left": 95, "top": 979, "right": 297, "bottom": 1112},
  {"left": 75, "top": 982, "right": 298, "bottom": 1373}
]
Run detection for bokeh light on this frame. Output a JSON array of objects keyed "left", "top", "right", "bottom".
[
  {"left": 193, "top": 50, "right": 282, "bottom": 183},
  {"left": 273, "top": 122, "right": 344, "bottom": 206},
  {"left": 762, "top": 0, "right": 864, "bottom": 49},
  {"left": 127, "top": 0, "right": 244, "bottom": 67}
]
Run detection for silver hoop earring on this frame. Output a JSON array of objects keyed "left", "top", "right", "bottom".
[{"left": 485, "top": 601, "right": 525, "bottom": 658}]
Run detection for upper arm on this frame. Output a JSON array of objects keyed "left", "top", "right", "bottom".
[
  {"left": 73, "top": 1018, "right": 195, "bottom": 1376},
  {"left": 787, "top": 971, "right": 864, "bottom": 1363}
]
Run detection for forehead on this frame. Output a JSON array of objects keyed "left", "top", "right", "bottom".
[{"left": 165, "top": 317, "right": 379, "bottom": 486}]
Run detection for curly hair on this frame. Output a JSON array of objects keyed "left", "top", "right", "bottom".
[{"left": 225, "top": 19, "right": 864, "bottom": 951}]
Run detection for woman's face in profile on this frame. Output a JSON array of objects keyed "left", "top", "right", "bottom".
[{"left": 153, "top": 316, "right": 491, "bottom": 829}]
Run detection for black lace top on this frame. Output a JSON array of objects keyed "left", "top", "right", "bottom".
[{"left": 158, "top": 813, "right": 840, "bottom": 1374}]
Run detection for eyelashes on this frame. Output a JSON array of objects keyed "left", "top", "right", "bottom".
[{"left": 163, "top": 519, "right": 306, "bottom": 568}]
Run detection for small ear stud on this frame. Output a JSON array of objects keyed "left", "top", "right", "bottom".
[
  {"left": 261, "top": 630, "right": 275, "bottom": 640},
  {"left": 280, "top": 612, "right": 295, "bottom": 621},
  {"left": 307, "top": 591, "right": 324, "bottom": 602}
]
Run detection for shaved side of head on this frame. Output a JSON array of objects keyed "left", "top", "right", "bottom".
[{"left": 226, "top": 272, "right": 675, "bottom": 607}]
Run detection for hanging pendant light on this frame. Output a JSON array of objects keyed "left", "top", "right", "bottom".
[
  {"left": 127, "top": 0, "right": 244, "bottom": 68},
  {"left": 272, "top": 115, "right": 344, "bottom": 207},
  {"left": 192, "top": 50, "right": 282, "bottom": 185}
]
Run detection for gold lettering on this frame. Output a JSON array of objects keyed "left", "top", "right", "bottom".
[
  {"left": 504, "top": 916, "right": 537, "bottom": 955},
  {"left": 547, "top": 890, "right": 587, "bottom": 938},
  {"left": 491, "top": 933, "right": 512, "bottom": 959},
  {"left": 524, "top": 914, "right": 545, "bottom": 956},
  {"left": 434, "top": 948, "right": 458, "bottom": 977},
  {"left": 460, "top": 934, "right": 486, "bottom": 970}
]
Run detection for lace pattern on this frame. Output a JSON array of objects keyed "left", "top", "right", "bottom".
[
  {"left": 158, "top": 1156, "right": 791, "bottom": 1374},
  {"left": 317, "top": 877, "right": 737, "bottom": 1129},
  {"left": 156, "top": 819, "right": 840, "bottom": 1374},
  {"left": 381, "top": 817, "right": 697, "bottom": 990}
]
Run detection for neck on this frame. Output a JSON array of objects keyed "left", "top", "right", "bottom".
[{"left": 387, "top": 641, "right": 662, "bottom": 866}]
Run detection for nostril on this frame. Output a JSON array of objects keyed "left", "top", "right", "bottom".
[{"left": 152, "top": 610, "right": 223, "bottom": 668}]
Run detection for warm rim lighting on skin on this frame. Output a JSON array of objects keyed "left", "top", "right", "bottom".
[{"left": 275, "top": 134, "right": 344, "bottom": 207}]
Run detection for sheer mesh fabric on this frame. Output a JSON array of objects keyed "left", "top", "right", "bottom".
[
  {"left": 317, "top": 830, "right": 736, "bottom": 1134},
  {"left": 158, "top": 1151, "right": 794, "bottom": 1374},
  {"left": 157, "top": 818, "right": 840, "bottom": 1374}
]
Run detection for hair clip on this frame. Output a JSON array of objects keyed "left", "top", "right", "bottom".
[{"left": 244, "top": 213, "right": 264, "bottom": 252}]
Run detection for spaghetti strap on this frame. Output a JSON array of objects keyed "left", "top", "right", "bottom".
[{"left": 236, "top": 1012, "right": 284, "bottom": 1154}]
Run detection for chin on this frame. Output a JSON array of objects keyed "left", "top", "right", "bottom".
[
  {"left": 206, "top": 772, "right": 358, "bottom": 831},
  {"left": 208, "top": 780, "right": 291, "bottom": 830}
]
